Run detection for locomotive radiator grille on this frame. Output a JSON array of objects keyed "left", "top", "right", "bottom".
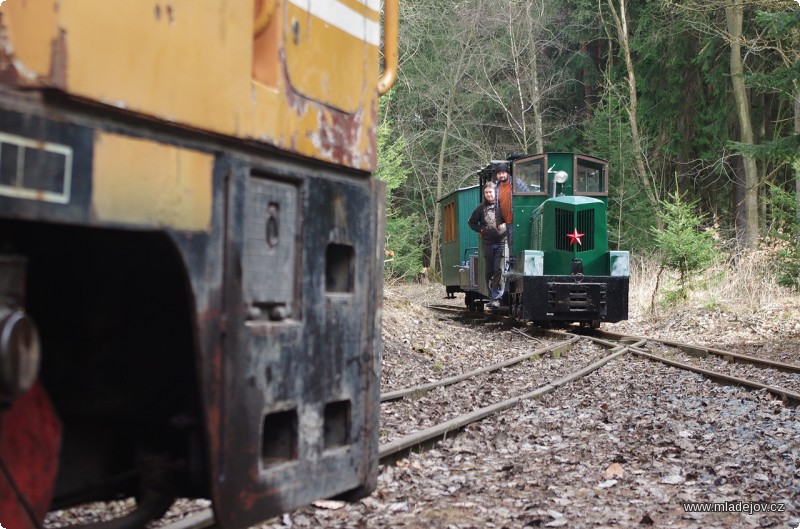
[
  {"left": 554, "top": 207, "right": 595, "bottom": 252},
  {"left": 531, "top": 213, "right": 544, "bottom": 250},
  {"left": 576, "top": 209, "right": 595, "bottom": 252},
  {"left": 554, "top": 208, "right": 574, "bottom": 251}
]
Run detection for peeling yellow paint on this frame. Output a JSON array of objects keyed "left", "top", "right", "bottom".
[
  {"left": 92, "top": 132, "right": 213, "bottom": 231},
  {"left": 58, "top": 0, "right": 250, "bottom": 136},
  {"left": 1, "top": 0, "right": 383, "bottom": 172},
  {"left": 0, "top": 0, "right": 59, "bottom": 83},
  {"left": 284, "top": 2, "right": 365, "bottom": 114}
]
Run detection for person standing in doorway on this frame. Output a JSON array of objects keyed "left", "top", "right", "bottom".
[
  {"left": 467, "top": 184, "right": 507, "bottom": 308},
  {"left": 494, "top": 162, "right": 514, "bottom": 268}
]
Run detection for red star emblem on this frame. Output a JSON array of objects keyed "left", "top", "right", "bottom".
[{"left": 566, "top": 228, "right": 584, "bottom": 246}]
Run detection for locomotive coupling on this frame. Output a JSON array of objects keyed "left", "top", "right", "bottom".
[{"left": 0, "top": 255, "right": 41, "bottom": 408}]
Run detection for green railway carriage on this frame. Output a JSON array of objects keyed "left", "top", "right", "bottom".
[
  {"left": 439, "top": 152, "right": 629, "bottom": 327},
  {"left": 439, "top": 185, "right": 481, "bottom": 297}
]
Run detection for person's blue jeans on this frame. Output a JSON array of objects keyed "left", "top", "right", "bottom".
[{"left": 483, "top": 240, "right": 508, "bottom": 301}]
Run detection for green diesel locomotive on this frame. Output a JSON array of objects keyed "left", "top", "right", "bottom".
[{"left": 440, "top": 152, "right": 629, "bottom": 327}]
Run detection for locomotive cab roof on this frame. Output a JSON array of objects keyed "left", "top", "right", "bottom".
[
  {"left": 477, "top": 152, "right": 610, "bottom": 197},
  {"left": 548, "top": 195, "right": 604, "bottom": 206}
]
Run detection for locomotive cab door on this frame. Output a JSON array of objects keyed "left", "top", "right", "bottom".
[{"left": 282, "top": 0, "right": 379, "bottom": 114}]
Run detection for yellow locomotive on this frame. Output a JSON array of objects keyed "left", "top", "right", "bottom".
[{"left": 0, "top": 1, "right": 397, "bottom": 528}]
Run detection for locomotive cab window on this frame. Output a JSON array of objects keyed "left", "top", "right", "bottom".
[
  {"left": 574, "top": 155, "right": 608, "bottom": 196},
  {"left": 512, "top": 155, "right": 547, "bottom": 195}
]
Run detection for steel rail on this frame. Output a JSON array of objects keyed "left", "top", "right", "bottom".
[
  {"left": 536, "top": 326, "right": 632, "bottom": 350},
  {"left": 566, "top": 327, "right": 800, "bottom": 405},
  {"left": 532, "top": 324, "right": 800, "bottom": 405},
  {"left": 380, "top": 337, "right": 579, "bottom": 402},
  {"left": 533, "top": 324, "right": 800, "bottom": 404},
  {"left": 626, "top": 345, "right": 800, "bottom": 406},
  {"left": 595, "top": 328, "right": 800, "bottom": 374},
  {"left": 425, "top": 303, "right": 469, "bottom": 313},
  {"left": 378, "top": 341, "right": 646, "bottom": 464}
]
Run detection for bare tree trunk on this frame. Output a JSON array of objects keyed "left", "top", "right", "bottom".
[
  {"left": 606, "top": 0, "right": 660, "bottom": 217},
  {"left": 726, "top": 0, "right": 759, "bottom": 248},
  {"left": 428, "top": 6, "right": 481, "bottom": 277},
  {"left": 480, "top": 0, "right": 551, "bottom": 154},
  {"left": 794, "top": 80, "right": 800, "bottom": 229},
  {"left": 581, "top": 42, "right": 592, "bottom": 116},
  {"left": 756, "top": 91, "right": 766, "bottom": 232},
  {"left": 529, "top": 0, "right": 546, "bottom": 154},
  {"left": 429, "top": 106, "right": 453, "bottom": 277},
  {"left": 734, "top": 155, "right": 746, "bottom": 246},
  {"left": 530, "top": 35, "right": 544, "bottom": 153}
]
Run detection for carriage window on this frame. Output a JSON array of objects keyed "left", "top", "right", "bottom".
[
  {"left": 512, "top": 156, "right": 546, "bottom": 194},
  {"left": 444, "top": 202, "right": 456, "bottom": 243},
  {"left": 574, "top": 157, "right": 607, "bottom": 195}
]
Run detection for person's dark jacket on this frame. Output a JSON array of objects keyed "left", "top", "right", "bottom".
[{"left": 468, "top": 202, "right": 507, "bottom": 245}]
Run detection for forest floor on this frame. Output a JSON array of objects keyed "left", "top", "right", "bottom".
[
  {"left": 259, "top": 280, "right": 800, "bottom": 529},
  {"left": 46, "top": 279, "right": 800, "bottom": 529}
]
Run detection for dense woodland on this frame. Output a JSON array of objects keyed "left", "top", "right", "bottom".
[{"left": 376, "top": 0, "right": 800, "bottom": 290}]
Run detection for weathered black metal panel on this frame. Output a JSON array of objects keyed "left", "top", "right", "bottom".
[
  {"left": 214, "top": 161, "right": 381, "bottom": 529},
  {"left": 243, "top": 177, "right": 299, "bottom": 320},
  {"left": 0, "top": 108, "right": 94, "bottom": 223},
  {"left": 0, "top": 95, "right": 382, "bottom": 529}
]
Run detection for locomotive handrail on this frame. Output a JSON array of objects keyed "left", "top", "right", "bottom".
[
  {"left": 378, "top": 0, "right": 399, "bottom": 95},
  {"left": 463, "top": 247, "right": 478, "bottom": 262}
]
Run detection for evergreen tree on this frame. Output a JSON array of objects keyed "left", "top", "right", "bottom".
[
  {"left": 652, "top": 189, "right": 719, "bottom": 303},
  {"left": 766, "top": 182, "right": 800, "bottom": 289},
  {"left": 376, "top": 94, "right": 425, "bottom": 281}
]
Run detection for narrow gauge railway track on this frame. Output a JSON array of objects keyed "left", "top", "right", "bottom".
[
  {"left": 379, "top": 338, "right": 646, "bottom": 464},
  {"left": 432, "top": 303, "right": 800, "bottom": 405},
  {"left": 380, "top": 335, "right": 579, "bottom": 402},
  {"left": 379, "top": 304, "right": 649, "bottom": 464},
  {"left": 378, "top": 303, "right": 800, "bottom": 464},
  {"left": 627, "top": 342, "right": 800, "bottom": 405},
  {"left": 593, "top": 327, "right": 800, "bottom": 374},
  {"left": 569, "top": 327, "right": 800, "bottom": 406}
]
